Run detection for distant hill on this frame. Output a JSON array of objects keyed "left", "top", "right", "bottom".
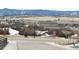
[{"left": 0, "top": 8, "right": 79, "bottom": 16}]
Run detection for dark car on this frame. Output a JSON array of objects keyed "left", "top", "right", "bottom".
[{"left": 0, "top": 37, "right": 8, "bottom": 50}]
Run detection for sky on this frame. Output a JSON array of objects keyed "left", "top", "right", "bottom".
[{"left": 0, "top": 0, "right": 79, "bottom": 11}]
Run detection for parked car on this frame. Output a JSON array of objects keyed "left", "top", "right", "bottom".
[{"left": 0, "top": 37, "right": 8, "bottom": 49}]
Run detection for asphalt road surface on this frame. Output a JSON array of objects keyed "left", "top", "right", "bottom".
[{"left": 3, "top": 39, "right": 73, "bottom": 50}]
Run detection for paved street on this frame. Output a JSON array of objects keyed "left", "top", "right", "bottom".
[
  {"left": 2, "top": 35, "right": 74, "bottom": 50},
  {"left": 3, "top": 39, "right": 73, "bottom": 50}
]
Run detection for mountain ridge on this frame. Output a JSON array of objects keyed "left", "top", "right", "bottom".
[{"left": 0, "top": 8, "right": 79, "bottom": 16}]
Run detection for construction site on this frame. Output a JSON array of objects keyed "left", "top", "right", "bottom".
[{"left": 0, "top": 15, "right": 79, "bottom": 50}]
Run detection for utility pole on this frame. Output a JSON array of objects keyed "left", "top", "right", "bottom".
[{"left": 34, "top": 22, "right": 35, "bottom": 38}]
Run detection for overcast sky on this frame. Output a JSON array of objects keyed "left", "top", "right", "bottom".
[{"left": 0, "top": 0, "right": 79, "bottom": 10}]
